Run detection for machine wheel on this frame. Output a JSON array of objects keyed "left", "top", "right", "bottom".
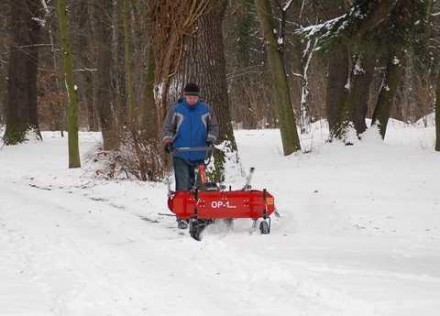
[
  {"left": 223, "top": 218, "right": 234, "bottom": 232},
  {"left": 259, "top": 220, "right": 270, "bottom": 234},
  {"left": 189, "top": 219, "right": 211, "bottom": 241},
  {"left": 189, "top": 220, "right": 201, "bottom": 241}
]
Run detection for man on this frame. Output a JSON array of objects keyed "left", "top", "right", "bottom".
[{"left": 162, "top": 83, "right": 219, "bottom": 227}]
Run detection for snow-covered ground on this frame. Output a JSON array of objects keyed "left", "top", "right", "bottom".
[{"left": 0, "top": 121, "right": 439, "bottom": 316}]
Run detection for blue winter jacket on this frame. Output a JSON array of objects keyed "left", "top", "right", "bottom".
[{"left": 162, "top": 99, "right": 219, "bottom": 162}]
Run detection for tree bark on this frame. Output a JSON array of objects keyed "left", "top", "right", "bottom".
[
  {"left": 93, "top": 0, "right": 120, "bottom": 150},
  {"left": 350, "top": 53, "right": 376, "bottom": 135},
  {"left": 371, "top": 50, "right": 406, "bottom": 139},
  {"left": 191, "top": 0, "right": 237, "bottom": 181},
  {"left": 76, "top": 0, "right": 98, "bottom": 131},
  {"left": 436, "top": 70, "right": 440, "bottom": 152},
  {"left": 122, "top": 0, "right": 135, "bottom": 123},
  {"left": 325, "top": 43, "right": 349, "bottom": 140},
  {"left": 56, "top": 0, "right": 81, "bottom": 168},
  {"left": 3, "top": 0, "right": 42, "bottom": 144},
  {"left": 255, "top": 0, "right": 301, "bottom": 154},
  {"left": 143, "top": 45, "right": 158, "bottom": 137},
  {"left": 149, "top": 1, "right": 210, "bottom": 134}
]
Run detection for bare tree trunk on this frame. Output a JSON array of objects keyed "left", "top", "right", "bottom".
[
  {"left": 371, "top": 50, "right": 406, "bottom": 139},
  {"left": 56, "top": 0, "right": 81, "bottom": 168},
  {"left": 326, "top": 44, "right": 349, "bottom": 140},
  {"left": 149, "top": 1, "right": 211, "bottom": 134},
  {"left": 94, "top": 0, "right": 120, "bottom": 150},
  {"left": 144, "top": 45, "right": 157, "bottom": 136},
  {"left": 0, "top": 0, "right": 7, "bottom": 124},
  {"left": 350, "top": 53, "right": 376, "bottom": 135},
  {"left": 436, "top": 70, "right": 440, "bottom": 151},
  {"left": 298, "top": 38, "right": 318, "bottom": 136},
  {"left": 122, "top": 0, "right": 134, "bottom": 123},
  {"left": 188, "top": 0, "right": 237, "bottom": 181},
  {"left": 112, "top": 0, "right": 127, "bottom": 124},
  {"left": 255, "top": 0, "right": 301, "bottom": 154},
  {"left": 3, "top": 0, "right": 42, "bottom": 144},
  {"left": 148, "top": 0, "right": 212, "bottom": 177},
  {"left": 76, "top": 0, "right": 98, "bottom": 131}
]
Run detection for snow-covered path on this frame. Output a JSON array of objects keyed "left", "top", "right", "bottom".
[
  {"left": 1, "top": 124, "right": 440, "bottom": 315},
  {"left": 1, "top": 179, "right": 371, "bottom": 316}
]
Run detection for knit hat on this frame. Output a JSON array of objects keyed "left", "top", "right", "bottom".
[{"left": 183, "top": 83, "right": 200, "bottom": 96}]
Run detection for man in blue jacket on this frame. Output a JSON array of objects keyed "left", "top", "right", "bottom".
[{"left": 162, "top": 82, "right": 219, "bottom": 193}]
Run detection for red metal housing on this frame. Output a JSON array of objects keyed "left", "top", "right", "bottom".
[{"left": 168, "top": 190, "right": 275, "bottom": 220}]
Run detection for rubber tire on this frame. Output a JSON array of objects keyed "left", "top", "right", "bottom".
[
  {"left": 259, "top": 221, "right": 270, "bottom": 234},
  {"left": 189, "top": 221, "right": 201, "bottom": 241}
]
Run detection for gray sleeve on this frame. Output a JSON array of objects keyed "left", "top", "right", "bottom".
[
  {"left": 162, "top": 104, "right": 177, "bottom": 143},
  {"left": 207, "top": 106, "right": 219, "bottom": 143}
]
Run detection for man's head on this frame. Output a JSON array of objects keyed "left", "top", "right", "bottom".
[{"left": 183, "top": 83, "right": 200, "bottom": 106}]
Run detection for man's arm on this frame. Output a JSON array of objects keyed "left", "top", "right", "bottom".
[
  {"left": 207, "top": 106, "right": 219, "bottom": 143},
  {"left": 162, "top": 104, "right": 177, "bottom": 143}
]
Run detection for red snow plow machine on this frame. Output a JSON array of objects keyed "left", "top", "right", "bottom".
[{"left": 167, "top": 146, "right": 276, "bottom": 240}]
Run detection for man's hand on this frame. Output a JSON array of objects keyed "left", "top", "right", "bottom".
[
  {"left": 163, "top": 139, "right": 173, "bottom": 153},
  {"left": 206, "top": 136, "right": 215, "bottom": 147}
]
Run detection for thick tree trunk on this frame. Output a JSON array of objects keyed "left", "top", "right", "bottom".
[
  {"left": 371, "top": 50, "right": 406, "bottom": 139},
  {"left": 112, "top": 0, "right": 127, "bottom": 124},
  {"left": 56, "top": 0, "right": 81, "bottom": 168},
  {"left": 3, "top": 0, "right": 41, "bottom": 144},
  {"left": 149, "top": 0, "right": 211, "bottom": 177},
  {"left": 436, "top": 70, "right": 440, "bottom": 152},
  {"left": 0, "top": 0, "right": 7, "bottom": 124},
  {"left": 93, "top": 0, "right": 120, "bottom": 150},
  {"left": 255, "top": 0, "right": 301, "bottom": 155},
  {"left": 192, "top": 0, "right": 237, "bottom": 181},
  {"left": 76, "top": 0, "right": 98, "bottom": 132},
  {"left": 122, "top": 0, "right": 135, "bottom": 123},
  {"left": 326, "top": 44, "right": 349, "bottom": 140},
  {"left": 350, "top": 53, "right": 376, "bottom": 135},
  {"left": 143, "top": 46, "right": 158, "bottom": 137}
]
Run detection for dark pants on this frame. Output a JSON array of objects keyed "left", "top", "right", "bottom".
[{"left": 173, "top": 157, "right": 202, "bottom": 191}]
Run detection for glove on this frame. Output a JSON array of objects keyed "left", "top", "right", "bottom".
[
  {"left": 206, "top": 136, "right": 215, "bottom": 147},
  {"left": 165, "top": 143, "right": 172, "bottom": 153},
  {"left": 163, "top": 139, "right": 173, "bottom": 153}
]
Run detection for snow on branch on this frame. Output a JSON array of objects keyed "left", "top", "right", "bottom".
[
  {"left": 296, "top": 14, "right": 347, "bottom": 39},
  {"left": 73, "top": 68, "right": 98, "bottom": 73},
  {"left": 283, "top": 0, "right": 294, "bottom": 12}
]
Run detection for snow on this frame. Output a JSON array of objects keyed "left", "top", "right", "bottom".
[
  {"left": 1, "top": 121, "right": 440, "bottom": 316},
  {"left": 283, "top": 0, "right": 294, "bottom": 12}
]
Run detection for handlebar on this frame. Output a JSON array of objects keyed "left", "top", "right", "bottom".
[
  {"left": 172, "top": 146, "right": 214, "bottom": 153},
  {"left": 169, "top": 145, "right": 215, "bottom": 166}
]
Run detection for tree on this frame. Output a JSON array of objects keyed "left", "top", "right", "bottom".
[
  {"left": 371, "top": 0, "right": 426, "bottom": 139},
  {"left": 122, "top": 0, "right": 135, "bottom": 123},
  {"left": 349, "top": 53, "right": 376, "bottom": 135},
  {"left": 436, "top": 71, "right": 440, "bottom": 151},
  {"left": 183, "top": 0, "right": 238, "bottom": 181},
  {"left": 255, "top": 0, "right": 301, "bottom": 154},
  {"left": 148, "top": 0, "right": 212, "bottom": 177},
  {"left": 0, "top": 0, "right": 9, "bottom": 124},
  {"left": 3, "top": 0, "right": 42, "bottom": 144},
  {"left": 224, "top": 0, "right": 274, "bottom": 129},
  {"left": 93, "top": 0, "right": 120, "bottom": 150},
  {"left": 325, "top": 43, "right": 350, "bottom": 140},
  {"left": 56, "top": 0, "right": 81, "bottom": 168},
  {"left": 371, "top": 50, "right": 407, "bottom": 138},
  {"left": 74, "top": 0, "right": 98, "bottom": 131}
]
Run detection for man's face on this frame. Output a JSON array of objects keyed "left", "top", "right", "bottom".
[{"left": 185, "top": 95, "right": 199, "bottom": 106}]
